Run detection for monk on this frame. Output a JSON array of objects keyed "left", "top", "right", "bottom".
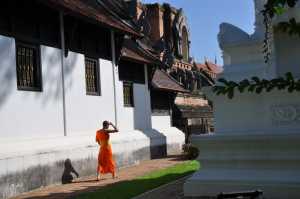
[{"left": 96, "top": 121, "right": 118, "bottom": 180}]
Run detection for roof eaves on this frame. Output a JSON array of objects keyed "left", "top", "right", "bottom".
[{"left": 152, "top": 69, "right": 189, "bottom": 93}]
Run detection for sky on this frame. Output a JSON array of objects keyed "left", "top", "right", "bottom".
[{"left": 142, "top": 0, "right": 255, "bottom": 65}]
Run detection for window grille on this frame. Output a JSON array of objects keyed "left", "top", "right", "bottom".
[
  {"left": 85, "top": 57, "right": 100, "bottom": 95},
  {"left": 16, "top": 42, "right": 42, "bottom": 91},
  {"left": 123, "top": 82, "right": 134, "bottom": 107}
]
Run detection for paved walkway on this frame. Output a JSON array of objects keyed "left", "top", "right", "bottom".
[{"left": 11, "top": 155, "right": 187, "bottom": 199}]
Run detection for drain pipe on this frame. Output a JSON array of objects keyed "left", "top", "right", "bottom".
[
  {"left": 59, "top": 11, "right": 67, "bottom": 136},
  {"left": 144, "top": 63, "right": 152, "bottom": 130},
  {"left": 111, "top": 30, "right": 118, "bottom": 127}
]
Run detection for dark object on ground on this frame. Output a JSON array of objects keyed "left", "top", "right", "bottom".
[
  {"left": 61, "top": 159, "right": 79, "bottom": 184},
  {"left": 217, "top": 190, "right": 263, "bottom": 199},
  {"left": 182, "top": 144, "right": 199, "bottom": 160}
]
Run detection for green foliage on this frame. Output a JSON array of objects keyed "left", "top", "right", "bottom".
[
  {"left": 262, "top": 0, "right": 299, "bottom": 63},
  {"left": 217, "top": 0, "right": 300, "bottom": 99},
  {"left": 213, "top": 73, "right": 300, "bottom": 99},
  {"left": 76, "top": 161, "right": 200, "bottom": 199},
  {"left": 263, "top": 0, "right": 297, "bottom": 18},
  {"left": 276, "top": 18, "right": 300, "bottom": 37}
]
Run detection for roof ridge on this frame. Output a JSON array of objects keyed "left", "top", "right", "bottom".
[{"left": 96, "top": 0, "right": 141, "bottom": 36}]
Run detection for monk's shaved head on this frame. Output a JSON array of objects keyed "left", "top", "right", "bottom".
[{"left": 103, "top": 121, "right": 109, "bottom": 129}]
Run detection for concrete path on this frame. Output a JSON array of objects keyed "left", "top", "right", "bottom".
[{"left": 11, "top": 155, "right": 187, "bottom": 199}]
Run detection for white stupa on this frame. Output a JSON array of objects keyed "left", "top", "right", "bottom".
[{"left": 184, "top": 1, "right": 300, "bottom": 198}]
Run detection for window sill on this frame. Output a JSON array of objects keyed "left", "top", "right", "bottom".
[
  {"left": 86, "top": 92, "right": 101, "bottom": 96},
  {"left": 17, "top": 86, "right": 42, "bottom": 92},
  {"left": 124, "top": 105, "right": 134, "bottom": 108}
]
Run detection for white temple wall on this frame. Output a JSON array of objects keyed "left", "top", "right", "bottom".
[
  {"left": 211, "top": 89, "right": 300, "bottom": 135},
  {"left": 0, "top": 35, "right": 64, "bottom": 140},
  {"left": 133, "top": 83, "right": 152, "bottom": 131},
  {"left": 63, "top": 51, "right": 115, "bottom": 136}
]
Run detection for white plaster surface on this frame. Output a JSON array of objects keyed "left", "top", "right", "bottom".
[
  {"left": 184, "top": 133, "right": 300, "bottom": 198},
  {"left": 63, "top": 52, "right": 115, "bottom": 136},
  {"left": 151, "top": 115, "right": 185, "bottom": 153},
  {"left": 274, "top": 31, "right": 300, "bottom": 78},
  {"left": 0, "top": 36, "right": 64, "bottom": 139},
  {"left": 205, "top": 89, "right": 300, "bottom": 135},
  {"left": 0, "top": 128, "right": 183, "bottom": 177}
]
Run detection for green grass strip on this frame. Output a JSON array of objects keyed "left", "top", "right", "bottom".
[{"left": 76, "top": 160, "right": 200, "bottom": 199}]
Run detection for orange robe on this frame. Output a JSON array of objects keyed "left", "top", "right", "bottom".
[{"left": 96, "top": 129, "right": 115, "bottom": 174}]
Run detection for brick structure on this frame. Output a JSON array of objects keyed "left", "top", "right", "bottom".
[{"left": 127, "top": 0, "right": 223, "bottom": 142}]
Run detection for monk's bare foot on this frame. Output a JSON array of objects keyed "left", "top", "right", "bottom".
[
  {"left": 96, "top": 174, "right": 101, "bottom": 181},
  {"left": 112, "top": 173, "right": 118, "bottom": 179}
]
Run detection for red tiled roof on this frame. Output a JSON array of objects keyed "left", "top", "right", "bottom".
[
  {"left": 196, "top": 61, "right": 223, "bottom": 74},
  {"left": 152, "top": 69, "right": 188, "bottom": 93},
  {"left": 196, "top": 63, "right": 208, "bottom": 71},
  {"left": 205, "top": 61, "right": 223, "bottom": 74},
  {"left": 43, "top": 0, "right": 141, "bottom": 36}
]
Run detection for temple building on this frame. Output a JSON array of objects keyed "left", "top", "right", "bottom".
[
  {"left": 0, "top": 0, "right": 221, "bottom": 198},
  {"left": 126, "top": 1, "right": 223, "bottom": 142},
  {"left": 0, "top": 1, "right": 185, "bottom": 198}
]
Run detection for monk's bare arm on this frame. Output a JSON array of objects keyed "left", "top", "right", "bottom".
[{"left": 107, "top": 122, "right": 119, "bottom": 133}]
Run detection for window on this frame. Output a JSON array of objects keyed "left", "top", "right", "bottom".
[
  {"left": 118, "top": 60, "right": 145, "bottom": 84},
  {"left": 182, "top": 27, "right": 189, "bottom": 62},
  {"left": 85, "top": 57, "right": 101, "bottom": 95},
  {"left": 150, "top": 90, "right": 172, "bottom": 115},
  {"left": 123, "top": 82, "right": 134, "bottom": 107},
  {"left": 64, "top": 16, "right": 111, "bottom": 60},
  {"left": 16, "top": 41, "right": 42, "bottom": 91}
]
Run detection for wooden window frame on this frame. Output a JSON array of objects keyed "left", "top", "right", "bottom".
[
  {"left": 85, "top": 57, "right": 101, "bottom": 96},
  {"left": 123, "top": 81, "right": 134, "bottom": 107},
  {"left": 15, "top": 41, "right": 42, "bottom": 92}
]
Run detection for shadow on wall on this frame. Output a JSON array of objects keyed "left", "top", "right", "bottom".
[
  {"left": 0, "top": 38, "right": 15, "bottom": 108},
  {"left": 40, "top": 47, "right": 78, "bottom": 106},
  {"left": 132, "top": 97, "right": 167, "bottom": 159},
  {"left": 133, "top": 84, "right": 167, "bottom": 159},
  {"left": 61, "top": 159, "right": 79, "bottom": 184},
  {"left": 0, "top": 37, "right": 79, "bottom": 109},
  {"left": 0, "top": 156, "right": 97, "bottom": 199},
  {"left": 149, "top": 129, "right": 167, "bottom": 159}
]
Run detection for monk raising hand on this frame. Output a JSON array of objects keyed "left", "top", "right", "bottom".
[{"left": 96, "top": 121, "right": 119, "bottom": 181}]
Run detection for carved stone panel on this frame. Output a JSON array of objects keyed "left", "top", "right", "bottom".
[{"left": 270, "top": 105, "right": 300, "bottom": 125}]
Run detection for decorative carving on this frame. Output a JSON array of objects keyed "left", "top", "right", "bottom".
[
  {"left": 172, "top": 8, "right": 190, "bottom": 60},
  {"left": 271, "top": 105, "right": 300, "bottom": 125},
  {"left": 218, "top": 23, "right": 251, "bottom": 50}
]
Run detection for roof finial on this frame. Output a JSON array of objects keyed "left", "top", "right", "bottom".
[{"left": 214, "top": 54, "right": 217, "bottom": 64}]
